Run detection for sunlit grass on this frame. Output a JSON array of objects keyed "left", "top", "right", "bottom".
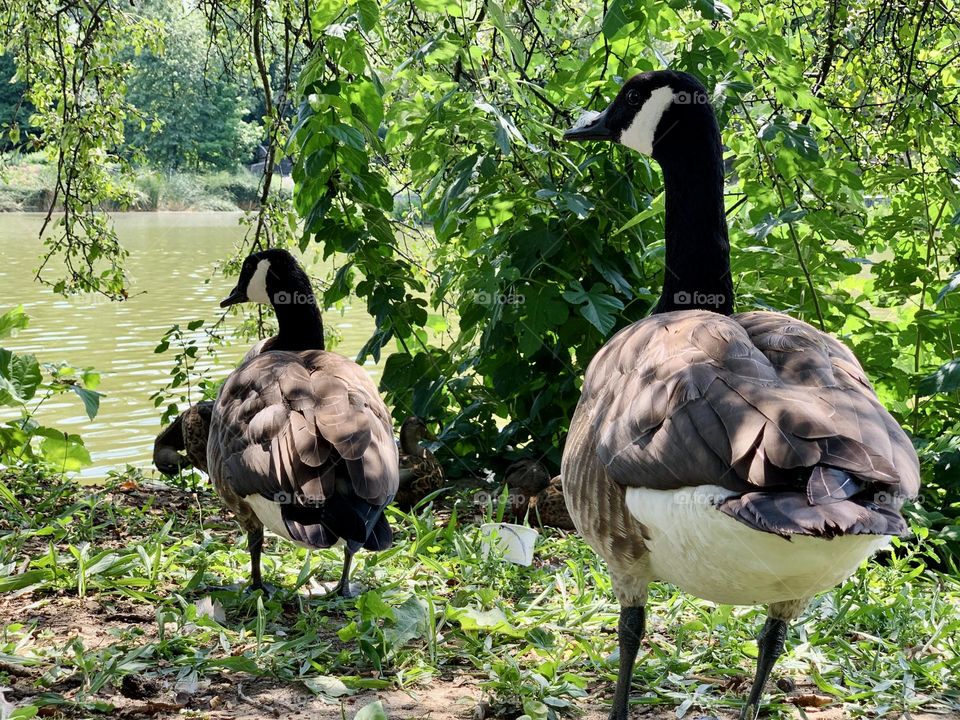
[{"left": 1, "top": 468, "right": 958, "bottom": 719}]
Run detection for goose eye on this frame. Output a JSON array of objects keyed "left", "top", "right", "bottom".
[{"left": 626, "top": 89, "right": 642, "bottom": 106}]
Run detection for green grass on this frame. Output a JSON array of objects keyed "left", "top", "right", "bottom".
[{"left": 0, "top": 468, "right": 958, "bottom": 720}]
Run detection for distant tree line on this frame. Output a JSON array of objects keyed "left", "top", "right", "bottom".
[{"left": 0, "top": 0, "right": 272, "bottom": 171}]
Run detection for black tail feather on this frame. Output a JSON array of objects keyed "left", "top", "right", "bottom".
[{"left": 719, "top": 487, "right": 908, "bottom": 539}]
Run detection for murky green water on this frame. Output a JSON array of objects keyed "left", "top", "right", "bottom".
[{"left": 1, "top": 212, "right": 377, "bottom": 479}]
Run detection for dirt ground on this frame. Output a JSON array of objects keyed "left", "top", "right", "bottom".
[
  {"left": 3, "top": 485, "right": 958, "bottom": 720},
  {"left": 4, "top": 589, "right": 956, "bottom": 719}
]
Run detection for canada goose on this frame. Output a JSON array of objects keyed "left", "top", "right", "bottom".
[
  {"left": 561, "top": 70, "right": 920, "bottom": 719},
  {"left": 395, "top": 416, "right": 444, "bottom": 509},
  {"left": 528, "top": 476, "right": 575, "bottom": 532},
  {"left": 153, "top": 401, "right": 214, "bottom": 476},
  {"left": 502, "top": 459, "right": 551, "bottom": 522},
  {"left": 207, "top": 248, "right": 398, "bottom": 596},
  {"left": 501, "top": 464, "right": 574, "bottom": 530}
]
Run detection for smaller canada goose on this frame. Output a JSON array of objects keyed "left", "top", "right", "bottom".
[
  {"left": 153, "top": 401, "right": 214, "bottom": 476},
  {"left": 207, "top": 248, "right": 398, "bottom": 596},
  {"left": 502, "top": 459, "right": 551, "bottom": 522},
  {"left": 395, "top": 416, "right": 444, "bottom": 510},
  {"left": 528, "top": 476, "right": 575, "bottom": 531}
]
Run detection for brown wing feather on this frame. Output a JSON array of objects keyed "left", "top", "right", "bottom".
[
  {"left": 207, "top": 349, "right": 398, "bottom": 533},
  {"left": 577, "top": 310, "right": 919, "bottom": 537}
]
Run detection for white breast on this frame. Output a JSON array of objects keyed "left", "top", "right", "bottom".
[{"left": 624, "top": 485, "right": 890, "bottom": 606}]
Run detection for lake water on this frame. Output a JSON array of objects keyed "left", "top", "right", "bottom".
[{"left": 0, "top": 213, "right": 378, "bottom": 479}]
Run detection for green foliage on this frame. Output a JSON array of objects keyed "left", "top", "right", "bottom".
[
  {"left": 150, "top": 320, "right": 220, "bottom": 424},
  {"left": 123, "top": 0, "right": 258, "bottom": 171},
  {"left": 0, "top": 53, "right": 35, "bottom": 151},
  {"left": 0, "top": 307, "right": 101, "bottom": 473},
  {"left": 280, "top": 0, "right": 960, "bottom": 556},
  {"left": 0, "top": 156, "right": 268, "bottom": 211},
  {"left": 0, "top": 0, "right": 163, "bottom": 297}
]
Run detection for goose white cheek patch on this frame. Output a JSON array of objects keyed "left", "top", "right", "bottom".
[
  {"left": 619, "top": 86, "right": 676, "bottom": 155},
  {"left": 246, "top": 259, "right": 271, "bottom": 304}
]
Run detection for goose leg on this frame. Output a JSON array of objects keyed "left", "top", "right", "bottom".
[
  {"left": 610, "top": 605, "right": 646, "bottom": 720},
  {"left": 248, "top": 526, "right": 266, "bottom": 592},
  {"left": 739, "top": 617, "right": 788, "bottom": 720},
  {"left": 316, "top": 548, "right": 361, "bottom": 599}
]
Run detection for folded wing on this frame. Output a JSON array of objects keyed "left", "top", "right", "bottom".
[
  {"left": 583, "top": 310, "right": 919, "bottom": 538},
  {"left": 208, "top": 350, "right": 398, "bottom": 549}
]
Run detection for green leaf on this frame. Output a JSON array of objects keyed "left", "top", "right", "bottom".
[
  {"left": 345, "top": 80, "right": 383, "bottom": 127},
  {"left": 486, "top": 2, "right": 525, "bottom": 63},
  {"left": 70, "top": 386, "right": 103, "bottom": 420},
  {"left": 302, "top": 675, "right": 354, "bottom": 698},
  {"left": 35, "top": 428, "right": 92, "bottom": 471},
  {"left": 602, "top": 0, "right": 642, "bottom": 39},
  {"left": 356, "top": 0, "right": 379, "bottom": 31},
  {"left": 0, "top": 305, "right": 29, "bottom": 339},
  {"left": 918, "top": 359, "right": 960, "bottom": 396},
  {"left": 354, "top": 701, "right": 388, "bottom": 720},
  {"left": 611, "top": 193, "right": 663, "bottom": 236},
  {"left": 746, "top": 206, "right": 807, "bottom": 240},
  {"left": 446, "top": 605, "right": 524, "bottom": 637},
  {"left": 562, "top": 281, "right": 624, "bottom": 335},
  {"left": 936, "top": 272, "right": 960, "bottom": 305},
  {"left": 759, "top": 116, "right": 820, "bottom": 161},
  {"left": 523, "top": 287, "right": 570, "bottom": 337},
  {"left": 0, "top": 477, "right": 27, "bottom": 519},
  {"left": 523, "top": 700, "right": 549, "bottom": 720},
  {"left": 328, "top": 123, "right": 366, "bottom": 150},
  {"left": 0, "top": 349, "right": 42, "bottom": 406},
  {"left": 0, "top": 569, "right": 52, "bottom": 592},
  {"left": 693, "top": 0, "right": 732, "bottom": 19},
  {"left": 358, "top": 590, "right": 395, "bottom": 621},
  {"left": 384, "top": 596, "right": 430, "bottom": 648},
  {"left": 81, "top": 368, "right": 101, "bottom": 389},
  {"left": 561, "top": 192, "right": 594, "bottom": 218}
]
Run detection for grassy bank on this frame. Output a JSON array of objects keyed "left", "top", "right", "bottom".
[
  {"left": 0, "top": 155, "right": 285, "bottom": 212},
  {"left": 1, "top": 469, "right": 958, "bottom": 720}
]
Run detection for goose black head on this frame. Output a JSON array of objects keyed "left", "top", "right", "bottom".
[
  {"left": 564, "top": 70, "right": 716, "bottom": 161},
  {"left": 220, "top": 248, "right": 313, "bottom": 308},
  {"left": 401, "top": 416, "right": 436, "bottom": 441}
]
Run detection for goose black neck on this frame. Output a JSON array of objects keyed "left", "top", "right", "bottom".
[
  {"left": 399, "top": 426, "right": 425, "bottom": 457},
  {"left": 651, "top": 115, "right": 734, "bottom": 316},
  {"left": 271, "top": 290, "right": 325, "bottom": 351}
]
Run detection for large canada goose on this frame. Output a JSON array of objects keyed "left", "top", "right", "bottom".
[
  {"left": 207, "top": 248, "right": 398, "bottom": 596},
  {"left": 395, "top": 415, "right": 444, "bottom": 509},
  {"left": 561, "top": 70, "right": 920, "bottom": 719}
]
